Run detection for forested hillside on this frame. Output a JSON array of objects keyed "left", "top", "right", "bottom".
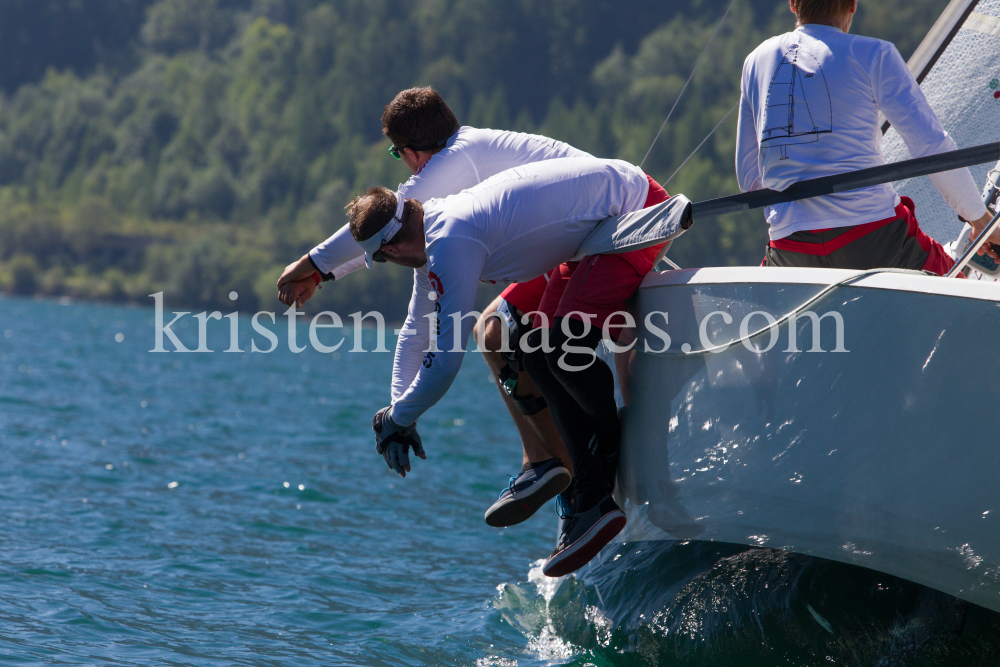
[{"left": 0, "top": 0, "right": 947, "bottom": 314}]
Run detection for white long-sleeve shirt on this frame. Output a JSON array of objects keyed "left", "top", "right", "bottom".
[
  {"left": 389, "top": 157, "right": 649, "bottom": 426},
  {"left": 736, "top": 24, "right": 987, "bottom": 240},
  {"left": 309, "top": 127, "right": 591, "bottom": 278},
  {"left": 306, "top": 126, "right": 591, "bottom": 404}
]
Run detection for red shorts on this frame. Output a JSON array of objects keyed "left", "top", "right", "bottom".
[
  {"left": 500, "top": 271, "right": 552, "bottom": 315},
  {"left": 500, "top": 174, "right": 670, "bottom": 338}
]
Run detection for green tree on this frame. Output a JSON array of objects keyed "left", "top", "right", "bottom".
[{"left": 0, "top": 0, "right": 952, "bottom": 310}]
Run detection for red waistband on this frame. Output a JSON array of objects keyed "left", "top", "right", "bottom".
[{"left": 768, "top": 209, "right": 902, "bottom": 256}]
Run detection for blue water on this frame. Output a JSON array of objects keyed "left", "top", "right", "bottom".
[{"left": 1, "top": 296, "right": 999, "bottom": 666}]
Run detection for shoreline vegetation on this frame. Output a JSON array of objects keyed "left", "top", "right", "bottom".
[{"left": 0, "top": 0, "right": 943, "bottom": 314}]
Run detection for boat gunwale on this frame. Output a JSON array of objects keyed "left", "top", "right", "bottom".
[{"left": 640, "top": 266, "right": 1000, "bottom": 302}]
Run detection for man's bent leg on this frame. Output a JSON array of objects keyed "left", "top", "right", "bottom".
[
  {"left": 522, "top": 329, "right": 599, "bottom": 484},
  {"left": 475, "top": 296, "right": 572, "bottom": 472},
  {"left": 533, "top": 250, "right": 659, "bottom": 576},
  {"left": 477, "top": 293, "right": 572, "bottom": 528},
  {"left": 525, "top": 325, "right": 626, "bottom": 578},
  {"left": 544, "top": 318, "right": 620, "bottom": 509},
  {"left": 549, "top": 251, "right": 655, "bottom": 497}
]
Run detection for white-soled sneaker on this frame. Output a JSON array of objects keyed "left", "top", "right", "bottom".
[
  {"left": 484, "top": 458, "right": 571, "bottom": 528},
  {"left": 542, "top": 494, "right": 625, "bottom": 578}
]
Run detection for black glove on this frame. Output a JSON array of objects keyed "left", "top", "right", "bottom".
[{"left": 373, "top": 407, "right": 425, "bottom": 476}]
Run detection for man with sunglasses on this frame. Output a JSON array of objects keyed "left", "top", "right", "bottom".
[
  {"left": 343, "top": 156, "right": 678, "bottom": 575},
  {"left": 277, "top": 87, "right": 592, "bottom": 527}
]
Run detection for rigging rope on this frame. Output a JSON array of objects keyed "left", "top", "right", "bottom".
[
  {"left": 647, "top": 268, "right": 930, "bottom": 356},
  {"left": 638, "top": 0, "right": 738, "bottom": 170},
  {"left": 662, "top": 102, "right": 738, "bottom": 188}
]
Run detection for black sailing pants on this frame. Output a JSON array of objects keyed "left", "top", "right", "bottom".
[{"left": 522, "top": 317, "right": 620, "bottom": 512}]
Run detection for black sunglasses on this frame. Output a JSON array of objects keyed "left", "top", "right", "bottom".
[{"left": 388, "top": 137, "right": 449, "bottom": 160}]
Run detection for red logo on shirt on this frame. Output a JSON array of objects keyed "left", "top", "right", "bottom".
[{"left": 428, "top": 271, "right": 444, "bottom": 295}]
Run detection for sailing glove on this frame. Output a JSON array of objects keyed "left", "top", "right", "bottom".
[{"left": 372, "top": 406, "right": 425, "bottom": 476}]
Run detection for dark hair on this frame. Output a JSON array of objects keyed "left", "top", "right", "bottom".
[
  {"left": 791, "top": 0, "right": 854, "bottom": 24},
  {"left": 347, "top": 187, "right": 422, "bottom": 245},
  {"left": 382, "top": 87, "right": 459, "bottom": 152}
]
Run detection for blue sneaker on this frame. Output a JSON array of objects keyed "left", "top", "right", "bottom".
[{"left": 484, "top": 459, "right": 571, "bottom": 528}]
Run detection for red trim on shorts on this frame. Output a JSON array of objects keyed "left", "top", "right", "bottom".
[
  {"left": 899, "top": 197, "right": 960, "bottom": 277},
  {"left": 768, "top": 211, "right": 900, "bottom": 256},
  {"left": 766, "top": 197, "right": 961, "bottom": 278}
]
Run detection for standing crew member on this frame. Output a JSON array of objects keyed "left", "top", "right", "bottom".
[
  {"left": 737, "top": 0, "right": 1000, "bottom": 272},
  {"left": 347, "top": 157, "right": 673, "bottom": 576}
]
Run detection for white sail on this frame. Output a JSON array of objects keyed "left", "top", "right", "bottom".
[{"left": 881, "top": 0, "right": 999, "bottom": 244}]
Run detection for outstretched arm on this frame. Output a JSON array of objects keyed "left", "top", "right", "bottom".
[
  {"left": 390, "top": 239, "right": 487, "bottom": 427},
  {"left": 392, "top": 268, "right": 434, "bottom": 403},
  {"left": 277, "top": 224, "right": 369, "bottom": 303},
  {"left": 278, "top": 254, "right": 323, "bottom": 287},
  {"left": 309, "top": 224, "right": 367, "bottom": 280}
]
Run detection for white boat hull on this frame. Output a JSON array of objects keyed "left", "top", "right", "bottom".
[{"left": 620, "top": 266, "right": 1000, "bottom": 612}]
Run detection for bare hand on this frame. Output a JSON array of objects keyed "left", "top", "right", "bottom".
[
  {"left": 278, "top": 276, "right": 318, "bottom": 307},
  {"left": 968, "top": 212, "right": 1000, "bottom": 260},
  {"left": 278, "top": 255, "right": 319, "bottom": 287}
]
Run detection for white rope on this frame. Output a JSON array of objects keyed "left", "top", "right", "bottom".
[
  {"left": 660, "top": 256, "right": 683, "bottom": 271},
  {"left": 649, "top": 268, "right": 929, "bottom": 356},
  {"left": 662, "top": 102, "right": 738, "bottom": 188},
  {"left": 638, "top": 0, "right": 738, "bottom": 170}
]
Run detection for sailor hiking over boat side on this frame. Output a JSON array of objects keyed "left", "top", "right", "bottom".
[
  {"left": 737, "top": 0, "right": 1000, "bottom": 274},
  {"left": 347, "top": 157, "right": 683, "bottom": 576},
  {"left": 275, "top": 88, "right": 594, "bottom": 525}
]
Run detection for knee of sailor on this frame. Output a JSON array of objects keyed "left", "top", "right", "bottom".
[
  {"left": 545, "top": 335, "right": 599, "bottom": 378},
  {"left": 543, "top": 345, "right": 568, "bottom": 377},
  {"left": 478, "top": 315, "right": 506, "bottom": 353}
]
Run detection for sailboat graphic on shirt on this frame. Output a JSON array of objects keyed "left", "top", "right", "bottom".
[{"left": 760, "top": 44, "right": 833, "bottom": 160}]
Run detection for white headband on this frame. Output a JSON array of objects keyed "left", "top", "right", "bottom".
[{"left": 359, "top": 189, "right": 406, "bottom": 268}]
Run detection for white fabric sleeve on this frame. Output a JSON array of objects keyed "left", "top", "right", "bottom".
[
  {"left": 308, "top": 224, "right": 367, "bottom": 279},
  {"left": 873, "top": 44, "right": 988, "bottom": 222},
  {"left": 389, "top": 238, "right": 487, "bottom": 426},
  {"left": 736, "top": 58, "right": 764, "bottom": 193},
  {"left": 391, "top": 268, "right": 433, "bottom": 402}
]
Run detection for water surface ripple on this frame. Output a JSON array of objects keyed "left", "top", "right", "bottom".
[{"left": 0, "top": 297, "right": 997, "bottom": 666}]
